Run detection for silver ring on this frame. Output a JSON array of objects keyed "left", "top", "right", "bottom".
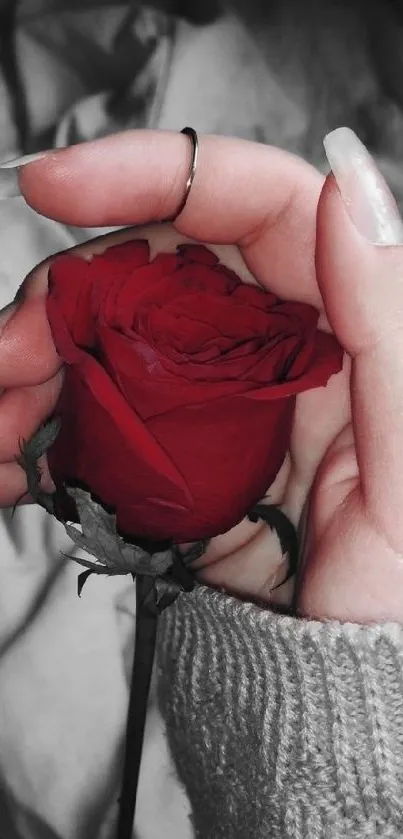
[{"left": 169, "top": 127, "right": 199, "bottom": 222}]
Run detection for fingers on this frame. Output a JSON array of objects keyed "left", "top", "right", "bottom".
[
  {"left": 0, "top": 295, "right": 60, "bottom": 387},
  {"left": 316, "top": 170, "right": 403, "bottom": 540},
  {"left": 0, "top": 372, "right": 63, "bottom": 462},
  {"left": 19, "top": 130, "right": 324, "bottom": 307},
  {"left": 0, "top": 295, "right": 62, "bottom": 491},
  {"left": 0, "top": 129, "right": 326, "bottom": 478}
]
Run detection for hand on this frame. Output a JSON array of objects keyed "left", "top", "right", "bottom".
[
  {"left": 1, "top": 127, "right": 395, "bottom": 624},
  {"left": 0, "top": 130, "right": 349, "bottom": 606}
]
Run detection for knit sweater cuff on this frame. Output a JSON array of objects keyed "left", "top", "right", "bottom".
[{"left": 156, "top": 584, "right": 403, "bottom": 839}]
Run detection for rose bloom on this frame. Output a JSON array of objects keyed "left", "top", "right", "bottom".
[{"left": 46, "top": 239, "right": 342, "bottom": 543}]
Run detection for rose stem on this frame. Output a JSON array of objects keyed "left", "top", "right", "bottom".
[{"left": 116, "top": 574, "right": 158, "bottom": 839}]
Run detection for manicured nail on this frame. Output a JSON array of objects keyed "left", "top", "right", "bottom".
[
  {"left": 0, "top": 150, "right": 50, "bottom": 169},
  {"left": 324, "top": 126, "right": 403, "bottom": 245},
  {"left": 0, "top": 151, "right": 49, "bottom": 200}
]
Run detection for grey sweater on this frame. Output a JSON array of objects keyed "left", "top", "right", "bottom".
[{"left": 157, "top": 584, "right": 403, "bottom": 838}]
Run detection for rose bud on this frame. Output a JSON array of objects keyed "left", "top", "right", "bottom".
[{"left": 45, "top": 239, "right": 342, "bottom": 543}]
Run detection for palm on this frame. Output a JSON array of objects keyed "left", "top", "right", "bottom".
[
  {"left": 198, "top": 361, "right": 350, "bottom": 605},
  {"left": 299, "top": 418, "right": 403, "bottom": 622}
]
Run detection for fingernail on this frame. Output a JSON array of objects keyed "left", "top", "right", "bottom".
[
  {"left": 0, "top": 150, "right": 50, "bottom": 200},
  {"left": 324, "top": 126, "right": 403, "bottom": 245},
  {"left": 0, "top": 150, "right": 50, "bottom": 169}
]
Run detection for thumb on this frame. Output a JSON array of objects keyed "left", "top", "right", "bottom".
[
  {"left": 298, "top": 127, "right": 403, "bottom": 624},
  {"left": 316, "top": 128, "right": 403, "bottom": 533}
]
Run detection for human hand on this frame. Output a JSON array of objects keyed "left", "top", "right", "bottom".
[
  {"left": 0, "top": 130, "right": 350, "bottom": 609},
  {"left": 296, "top": 128, "right": 403, "bottom": 623}
]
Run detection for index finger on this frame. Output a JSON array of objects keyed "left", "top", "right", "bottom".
[{"left": 19, "top": 130, "right": 324, "bottom": 308}]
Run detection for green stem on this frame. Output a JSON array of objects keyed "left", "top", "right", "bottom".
[{"left": 116, "top": 575, "right": 158, "bottom": 839}]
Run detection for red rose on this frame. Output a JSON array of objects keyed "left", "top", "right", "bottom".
[{"left": 46, "top": 239, "right": 342, "bottom": 542}]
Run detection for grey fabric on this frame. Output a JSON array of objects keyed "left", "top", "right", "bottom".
[{"left": 157, "top": 584, "right": 403, "bottom": 838}]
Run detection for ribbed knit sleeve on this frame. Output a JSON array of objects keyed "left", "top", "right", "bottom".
[{"left": 156, "top": 584, "right": 403, "bottom": 839}]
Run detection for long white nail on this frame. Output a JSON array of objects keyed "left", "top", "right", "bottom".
[
  {"left": 324, "top": 126, "right": 403, "bottom": 245},
  {"left": 0, "top": 151, "right": 49, "bottom": 200},
  {"left": 0, "top": 150, "right": 49, "bottom": 169}
]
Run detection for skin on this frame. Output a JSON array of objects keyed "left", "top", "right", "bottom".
[{"left": 1, "top": 128, "right": 402, "bottom": 623}]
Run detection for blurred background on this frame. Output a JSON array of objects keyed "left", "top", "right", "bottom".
[
  {"left": 2, "top": 1, "right": 403, "bottom": 172},
  {"left": 1, "top": 1, "right": 403, "bottom": 837}
]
